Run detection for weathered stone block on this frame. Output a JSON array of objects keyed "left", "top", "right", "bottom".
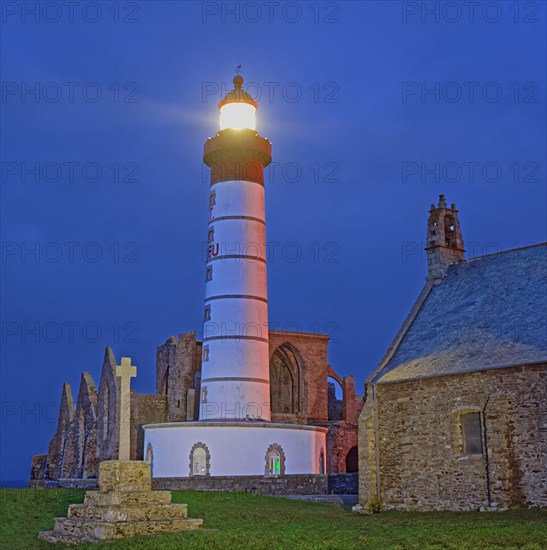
[
  {"left": 52, "top": 517, "right": 202, "bottom": 540},
  {"left": 84, "top": 490, "right": 172, "bottom": 507},
  {"left": 98, "top": 460, "right": 151, "bottom": 492},
  {"left": 68, "top": 503, "right": 188, "bottom": 521}
]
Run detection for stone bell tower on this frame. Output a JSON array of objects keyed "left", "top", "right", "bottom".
[{"left": 425, "top": 194, "right": 465, "bottom": 281}]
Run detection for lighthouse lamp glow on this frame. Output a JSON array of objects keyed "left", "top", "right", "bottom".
[
  {"left": 219, "top": 102, "right": 256, "bottom": 130},
  {"left": 217, "top": 74, "right": 258, "bottom": 131}
]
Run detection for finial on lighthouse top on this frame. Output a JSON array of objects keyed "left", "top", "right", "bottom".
[
  {"left": 233, "top": 74, "right": 244, "bottom": 88},
  {"left": 218, "top": 70, "right": 258, "bottom": 131},
  {"left": 218, "top": 74, "right": 258, "bottom": 110}
]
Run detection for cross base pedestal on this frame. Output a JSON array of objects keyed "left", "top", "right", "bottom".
[{"left": 38, "top": 461, "right": 203, "bottom": 544}]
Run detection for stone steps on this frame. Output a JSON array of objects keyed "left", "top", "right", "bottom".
[
  {"left": 68, "top": 502, "right": 188, "bottom": 521},
  {"left": 38, "top": 531, "right": 103, "bottom": 546},
  {"left": 84, "top": 490, "right": 173, "bottom": 507},
  {"left": 38, "top": 460, "right": 203, "bottom": 544},
  {"left": 52, "top": 516, "right": 203, "bottom": 540}
]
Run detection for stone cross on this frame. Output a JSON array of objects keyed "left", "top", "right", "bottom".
[{"left": 115, "top": 357, "right": 137, "bottom": 461}]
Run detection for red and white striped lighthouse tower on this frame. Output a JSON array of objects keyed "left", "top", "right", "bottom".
[{"left": 200, "top": 75, "right": 272, "bottom": 421}]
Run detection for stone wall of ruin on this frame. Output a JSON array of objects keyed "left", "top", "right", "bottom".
[
  {"left": 268, "top": 331, "right": 331, "bottom": 423},
  {"left": 130, "top": 392, "right": 168, "bottom": 460},
  {"left": 31, "top": 330, "right": 363, "bottom": 483},
  {"left": 156, "top": 333, "right": 202, "bottom": 422},
  {"left": 325, "top": 421, "right": 359, "bottom": 474}
]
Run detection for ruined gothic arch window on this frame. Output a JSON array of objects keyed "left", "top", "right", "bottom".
[
  {"left": 146, "top": 442, "right": 154, "bottom": 475},
  {"left": 189, "top": 442, "right": 211, "bottom": 476},
  {"left": 265, "top": 443, "right": 286, "bottom": 476},
  {"left": 269, "top": 344, "right": 301, "bottom": 415},
  {"left": 327, "top": 376, "right": 343, "bottom": 421}
]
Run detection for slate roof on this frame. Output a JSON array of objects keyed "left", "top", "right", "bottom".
[{"left": 374, "top": 243, "right": 547, "bottom": 384}]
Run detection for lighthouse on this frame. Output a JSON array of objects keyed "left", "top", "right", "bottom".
[
  {"left": 143, "top": 74, "right": 326, "bottom": 479},
  {"left": 201, "top": 75, "right": 272, "bottom": 421}
]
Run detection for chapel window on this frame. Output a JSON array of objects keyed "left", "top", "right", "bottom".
[{"left": 462, "top": 412, "right": 483, "bottom": 455}]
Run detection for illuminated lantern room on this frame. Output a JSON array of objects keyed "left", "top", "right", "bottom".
[{"left": 218, "top": 75, "right": 258, "bottom": 131}]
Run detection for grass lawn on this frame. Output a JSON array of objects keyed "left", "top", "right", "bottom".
[{"left": 1, "top": 489, "right": 545, "bottom": 549}]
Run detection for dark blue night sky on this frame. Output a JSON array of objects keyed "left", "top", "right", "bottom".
[{"left": 1, "top": 1, "right": 545, "bottom": 482}]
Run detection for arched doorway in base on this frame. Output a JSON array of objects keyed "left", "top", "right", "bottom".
[{"left": 345, "top": 446, "right": 358, "bottom": 473}]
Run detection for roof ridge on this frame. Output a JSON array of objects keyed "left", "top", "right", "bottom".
[
  {"left": 367, "top": 281, "right": 435, "bottom": 384},
  {"left": 376, "top": 359, "right": 547, "bottom": 384},
  {"left": 462, "top": 241, "right": 546, "bottom": 264}
]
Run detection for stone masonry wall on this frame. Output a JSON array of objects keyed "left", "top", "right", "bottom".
[
  {"left": 325, "top": 421, "right": 360, "bottom": 473},
  {"left": 153, "top": 473, "right": 358, "bottom": 495},
  {"left": 130, "top": 392, "right": 168, "bottom": 460},
  {"left": 156, "top": 333, "right": 201, "bottom": 422},
  {"left": 359, "top": 364, "right": 546, "bottom": 511},
  {"left": 45, "top": 383, "right": 74, "bottom": 481},
  {"left": 29, "top": 455, "right": 48, "bottom": 487},
  {"left": 342, "top": 376, "right": 363, "bottom": 424},
  {"left": 62, "top": 373, "right": 98, "bottom": 479}
]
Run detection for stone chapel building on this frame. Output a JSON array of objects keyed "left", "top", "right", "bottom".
[
  {"left": 359, "top": 195, "right": 546, "bottom": 511},
  {"left": 30, "top": 331, "right": 363, "bottom": 488}
]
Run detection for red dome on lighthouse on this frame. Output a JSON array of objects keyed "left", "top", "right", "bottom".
[{"left": 218, "top": 75, "right": 258, "bottom": 109}]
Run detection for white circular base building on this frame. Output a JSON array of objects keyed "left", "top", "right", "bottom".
[{"left": 143, "top": 422, "right": 327, "bottom": 478}]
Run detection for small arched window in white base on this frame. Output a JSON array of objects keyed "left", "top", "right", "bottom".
[
  {"left": 193, "top": 447, "right": 207, "bottom": 475},
  {"left": 267, "top": 450, "right": 281, "bottom": 476},
  {"left": 264, "top": 443, "right": 286, "bottom": 476}
]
